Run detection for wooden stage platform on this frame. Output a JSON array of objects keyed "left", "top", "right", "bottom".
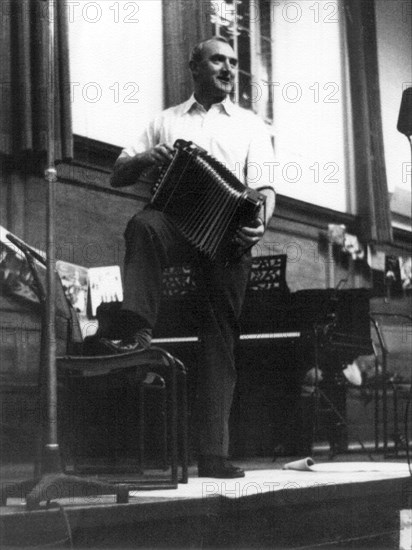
[{"left": 1, "top": 456, "right": 411, "bottom": 549}]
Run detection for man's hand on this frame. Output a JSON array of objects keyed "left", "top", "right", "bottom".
[
  {"left": 140, "top": 143, "right": 174, "bottom": 167},
  {"left": 234, "top": 217, "right": 265, "bottom": 250},
  {"left": 110, "top": 143, "right": 174, "bottom": 188},
  {"left": 234, "top": 188, "right": 276, "bottom": 249}
]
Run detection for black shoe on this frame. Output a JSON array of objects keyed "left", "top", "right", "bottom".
[
  {"left": 198, "top": 456, "right": 245, "bottom": 478},
  {"left": 98, "top": 338, "right": 149, "bottom": 354}
]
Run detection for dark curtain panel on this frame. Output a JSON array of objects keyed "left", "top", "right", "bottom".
[
  {"left": 0, "top": 0, "right": 73, "bottom": 165},
  {"left": 343, "top": 0, "right": 393, "bottom": 244},
  {"left": 163, "top": 0, "right": 213, "bottom": 108}
]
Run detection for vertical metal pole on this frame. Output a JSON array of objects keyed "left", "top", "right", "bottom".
[{"left": 42, "top": 0, "right": 61, "bottom": 474}]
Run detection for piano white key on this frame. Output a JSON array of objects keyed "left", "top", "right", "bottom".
[{"left": 240, "top": 332, "right": 301, "bottom": 340}]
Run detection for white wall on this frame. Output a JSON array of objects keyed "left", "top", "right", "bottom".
[{"left": 68, "top": 0, "right": 163, "bottom": 147}]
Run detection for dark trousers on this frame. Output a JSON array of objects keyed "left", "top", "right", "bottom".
[{"left": 122, "top": 208, "right": 251, "bottom": 457}]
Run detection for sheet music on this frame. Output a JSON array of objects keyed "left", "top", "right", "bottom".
[{"left": 88, "top": 265, "right": 123, "bottom": 317}]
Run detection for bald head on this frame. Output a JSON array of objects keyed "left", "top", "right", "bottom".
[{"left": 189, "top": 36, "right": 231, "bottom": 65}]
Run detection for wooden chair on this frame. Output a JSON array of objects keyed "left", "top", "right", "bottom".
[{"left": 5, "top": 233, "right": 188, "bottom": 491}]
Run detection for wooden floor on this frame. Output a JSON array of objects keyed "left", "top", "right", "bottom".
[{"left": 1, "top": 453, "right": 411, "bottom": 549}]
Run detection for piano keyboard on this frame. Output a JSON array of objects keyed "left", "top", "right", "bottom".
[{"left": 152, "top": 332, "right": 301, "bottom": 344}]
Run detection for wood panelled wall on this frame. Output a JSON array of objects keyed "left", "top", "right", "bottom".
[
  {"left": 2, "top": 136, "right": 411, "bottom": 388},
  {"left": 0, "top": 137, "right": 410, "bottom": 459}
]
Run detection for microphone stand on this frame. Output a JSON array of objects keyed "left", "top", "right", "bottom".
[
  {"left": 42, "top": 0, "right": 60, "bottom": 476},
  {"left": 1, "top": 0, "right": 128, "bottom": 509}
]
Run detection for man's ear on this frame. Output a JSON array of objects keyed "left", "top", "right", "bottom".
[{"left": 189, "top": 60, "right": 199, "bottom": 78}]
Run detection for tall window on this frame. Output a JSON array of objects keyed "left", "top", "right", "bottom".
[
  {"left": 212, "top": 0, "right": 351, "bottom": 213},
  {"left": 68, "top": 0, "right": 163, "bottom": 147}
]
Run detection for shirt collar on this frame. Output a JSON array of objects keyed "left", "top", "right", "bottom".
[{"left": 182, "top": 94, "right": 235, "bottom": 116}]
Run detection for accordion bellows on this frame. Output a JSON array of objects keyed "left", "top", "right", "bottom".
[{"left": 151, "top": 139, "right": 265, "bottom": 262}]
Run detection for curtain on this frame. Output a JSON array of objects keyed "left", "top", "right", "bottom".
[
  {"left": 0, "top": 0, "right": 73, "bottom": 165},
  {"left": 343, "top": 0, "right": 393, "bottom": 244},
  {"left": 163, "top": 0, "right": 213, "bottom": 108}
]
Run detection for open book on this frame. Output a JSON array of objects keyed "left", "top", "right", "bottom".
[{"left": 0, "top": 225, "right": 123, "bottom": 321}]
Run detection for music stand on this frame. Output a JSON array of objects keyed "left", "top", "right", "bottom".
[{"left": 310, "top": 317, "right": 373, "bottom": 460}]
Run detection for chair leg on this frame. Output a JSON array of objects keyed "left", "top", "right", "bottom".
[
  {"left": 138, "top": 382, "right": 145, "bottom": 470},
  {"left": 176, "top": 361, "right": 189, "bottom": 484},
  {"left": 141, "top": 378, "right": 168, "bottom": 470},
  {"left": 168, "top": 359, "right": 179, "bottom": 486},
  {"left": 141, "top": 359, "right": 188, "bottom": 484},
  {"left": 160, "top": 386, "right": 168, "bottom": 470}
]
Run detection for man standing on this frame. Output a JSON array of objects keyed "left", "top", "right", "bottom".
[{"left": 105, "top": 37, "right": 276, "bottom": 478}]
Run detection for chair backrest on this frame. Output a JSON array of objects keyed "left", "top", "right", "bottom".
[{"left": 370, "top": 308, "right": 412, "bottom": 383}]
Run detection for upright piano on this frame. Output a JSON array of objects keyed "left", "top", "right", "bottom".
[
  {"left": 154, "top": 255, "right": 372, "bottom": 360},
  {"left": 153, "top": 255, "right": 373, "bottom": 456}
]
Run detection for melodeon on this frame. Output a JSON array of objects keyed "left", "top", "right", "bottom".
[{"left": 150, "top": 139, "right": 266, "bottom": 262}]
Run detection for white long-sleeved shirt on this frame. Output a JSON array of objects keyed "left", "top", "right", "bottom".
[{"left": 120, "top": 95, "right": 276, "bottom": 194}]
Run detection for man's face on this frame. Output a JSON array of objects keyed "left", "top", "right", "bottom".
[{"left": 192, "top": 40, "right": 238, "bottom": 100}]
